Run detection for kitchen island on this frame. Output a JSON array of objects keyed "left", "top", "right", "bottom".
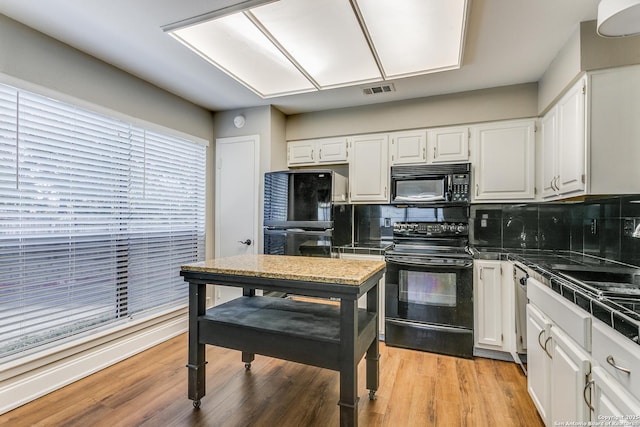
[{"left": 180, "top": 254, "right": 386, "bottom": 427}]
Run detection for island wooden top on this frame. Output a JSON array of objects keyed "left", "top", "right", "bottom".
[{"left": 181, "top": 254, "right": 385, "bottom": 286}]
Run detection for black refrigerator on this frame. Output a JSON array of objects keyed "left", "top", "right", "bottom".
[{"left": 263, "top": 170, "right": 351, "bottom": 257}]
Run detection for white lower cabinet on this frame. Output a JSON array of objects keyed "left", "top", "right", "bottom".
[
  {"left": 550, "top": 326, "right": 592, "bottom": 424},
  {"left": 474, "top": 260, "right": 513, "bottom": 353},
  {"left": 592, "top": 366, "right": 640, "bottom": 420},
  {"left": 338, "top": 252, "right": 385, "bottom": 337},
  {"left": 526, "top": 303, "right": 552, "bottom": 425},
  {"left": 526, "top": 277, "right": 594, "bottom": 426}
]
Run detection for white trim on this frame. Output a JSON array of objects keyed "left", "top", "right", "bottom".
[{"left": 0, "top": 307, "right": 187, "bottom": 415}]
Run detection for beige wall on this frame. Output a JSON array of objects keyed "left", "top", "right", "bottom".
[
  {"left": 538, "top": 28, "right": 582, "bottom": 115},
  {"left": 538, "top": 20, "right": 640, "bottom": 114},
  {"left": 0, "top": 15, "right": 213, "bottom": 141},
  {"left": 211, "top": 105, "right": 288, "bottom": 252},
  {"left": 0, "top": 14, "right": 216, "bottom": 257},
  {"left": 286, "top": 83, "right": 538, "bottom": 141}
]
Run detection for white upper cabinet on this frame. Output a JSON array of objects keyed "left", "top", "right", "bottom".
[
  {"left": 589, "top": 65, "right": 640, "bottom": 195},
  {"left": 541, "top": 76, "right": 587, "bottom": 199},
  {"left": 287, "top": 140, "right": 316, "bottom": 166},
  {"left": 389, "top": 129, "right": 427, "bottom": 165},
  {"left": 472, "top": 119, "right": 536, "bottom": 201},
  {"left": 287, "top": 137, "right": 348, "bottom": 166},
  {"left": 427, "top": 126, "right": 470, "bottom": 163},
  {"left": 348, "top": 133, "right": 389, "bottom": 203}
]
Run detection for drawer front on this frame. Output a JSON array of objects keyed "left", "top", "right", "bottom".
[
  {"left": 592, "top": 320, "right": 640, "bottom": 401},
  {"left": 527, "top": 277, "right": 591, "bottom": 350}
]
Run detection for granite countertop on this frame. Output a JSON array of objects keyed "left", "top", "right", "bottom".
[{"left": 181, "top": 254, "right": 386, "bottom": 286}]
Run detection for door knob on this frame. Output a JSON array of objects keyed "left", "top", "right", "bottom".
[{"left": 238, "top": 239, "right": 252, "bottom": 246}]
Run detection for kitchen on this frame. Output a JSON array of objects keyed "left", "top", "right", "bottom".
[{"left": 1, "top": 0, "right": 640, "bottom": 426}]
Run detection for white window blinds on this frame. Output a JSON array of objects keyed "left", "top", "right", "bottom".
[{"left": 0, "top": 83, "right": 206, "bottom": 360}]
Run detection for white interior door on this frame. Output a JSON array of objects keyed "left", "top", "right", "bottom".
[{"left": 214, "top": 135, "right": 260, "bottom": 305}]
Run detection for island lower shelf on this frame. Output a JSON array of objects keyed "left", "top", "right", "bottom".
[{"left": 198, "top": 296, "right": 378, "bottom": 371}]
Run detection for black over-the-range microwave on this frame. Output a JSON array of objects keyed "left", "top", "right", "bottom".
[{"left": 390, "top": 162, "right": 471, "bottom": 205}]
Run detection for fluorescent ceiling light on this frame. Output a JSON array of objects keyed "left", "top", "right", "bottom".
[{"left": 165, "top": 0, "right": 468, "bottom": 99}]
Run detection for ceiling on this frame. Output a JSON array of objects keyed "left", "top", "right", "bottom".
[{"left": 0, "top": 0, "right": 600, "bottom": 115}]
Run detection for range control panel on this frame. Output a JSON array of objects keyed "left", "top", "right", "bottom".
[{"left": 393, "top": 221, "right": 468, "bottom": 237}]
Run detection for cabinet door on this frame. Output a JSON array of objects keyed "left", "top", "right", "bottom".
[
  {"left": 389, "top": 130, "right": 426, "bottom": 165},
  {"left": 349, "top": 134, "right": 389, "bottom": 203},
  {"left": 317, "top": 137, "right": 348, "bottom": 164},
  {"left": 556, "top": 77, "right": 586, "bottom": 195},
  {"left": 287, "top": 140, "right": 316, "bottom": 166},
  {"left": 540, "top": 107, "right": 558, "bottom": 198},
  {"left": 472, "top": 119, "right": 536, "bottom": 201},
  {"left": 593, "top": 367, "right": 640, "bottom": 420},
  {"left": 474, "top": 260, "right": 503, "bottom": 348},
  {"left": 550, "top": 327, "right": 591, "bottom": 424},
  {"left": 526, "top": 303, "right": 552, "bottom": 425},
  {"left": 428, "top": 126, "right": 469, "bottom": 163}
]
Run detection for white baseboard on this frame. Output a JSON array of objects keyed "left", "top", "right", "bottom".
[{"left": 0, "top": 308, "right": 188, "bottom": 415}]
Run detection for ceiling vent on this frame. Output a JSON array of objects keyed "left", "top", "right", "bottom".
[{"left": 362, "top": 83, "right": 396, "bottom": 95}]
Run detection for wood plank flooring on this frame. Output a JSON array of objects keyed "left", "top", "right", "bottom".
[{"left": 1, "top": 333, "right": 543, "bottom": 427}]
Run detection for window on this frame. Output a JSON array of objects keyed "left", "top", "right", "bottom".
[{"left": 0, "top": 83, "right": 206, "bottom": 360}]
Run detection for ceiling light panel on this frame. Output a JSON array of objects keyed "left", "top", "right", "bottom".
[
  {"left": 356, "top": 0, "right": 468, "bottom": 78},
  {"left": 251, "top": 0, "right": 382, "bottom": 88},
  {"left": 170, "top": 13, "right": 316, "bottom": 98}
]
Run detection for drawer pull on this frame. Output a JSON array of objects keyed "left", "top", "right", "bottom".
[
  {"left": 606, "top": 355, "right": 631, "bottom": 374},
  {"left": 583, "top": 379, "right": 594, "bottom": 412}
]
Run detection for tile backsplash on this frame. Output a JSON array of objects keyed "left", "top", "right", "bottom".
[{"left": 471, "top": 195, "right": 640, "bottom": 266}]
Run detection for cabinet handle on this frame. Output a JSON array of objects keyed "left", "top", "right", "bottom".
[
  {"left": 475, "top": 183, "right": 479, "bottom": 197},
  {"left": 433, "top": 146, "right": 436, "bottom": 159},
  {"left": 544, "top": 336, "right": 553, "bottom": 359},
  {"left": 583, "top": 379, "right": 594, "bottom": 412},
  {"left": 479, "top": 267, "right": 484, "bottom": 280},
  {"left": 311, "top": 149, "right": 314, "bottom": 160},
  {"left": 319, "top": 148, "right": 322, "bottom": 159},
  {"left": 606, "top": 355, "right": 631, "bottom": 374},
  {"left": 422, "top": 147, "right": 426, "bottom": 160},
  {"left": 537, "top": 329, "right": 546, "bottom": 350}
]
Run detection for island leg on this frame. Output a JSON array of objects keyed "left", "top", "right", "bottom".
[
  {"left": 365, "top": 283, "right": 379, "bottom": 399},
  {"left": 187, "top": 282, "right": 207, "bottom": 408},
  {"left": 242, "top": 351, "right": 254, "bottom": 370},
  {"left": 338, "top": 297, "right": 359, "bottom": 427}
]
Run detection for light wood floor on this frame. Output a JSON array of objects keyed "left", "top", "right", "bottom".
[{"left": 1, "top": 333, "right": 543, "bottom": 427}]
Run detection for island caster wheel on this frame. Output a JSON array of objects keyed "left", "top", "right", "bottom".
[
  {"left": 368, "top": 390, "right": 377, "bottom": 400},
  {"left": 244, "top": 363, "right": 251, "bottom": 371},
  {"left": 193, "top": 400, "right": 201, "bottom": 409}
]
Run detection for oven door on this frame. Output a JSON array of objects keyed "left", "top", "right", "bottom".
[{"left": 385, "top": 255, "right": 473, "bottom": 329}]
